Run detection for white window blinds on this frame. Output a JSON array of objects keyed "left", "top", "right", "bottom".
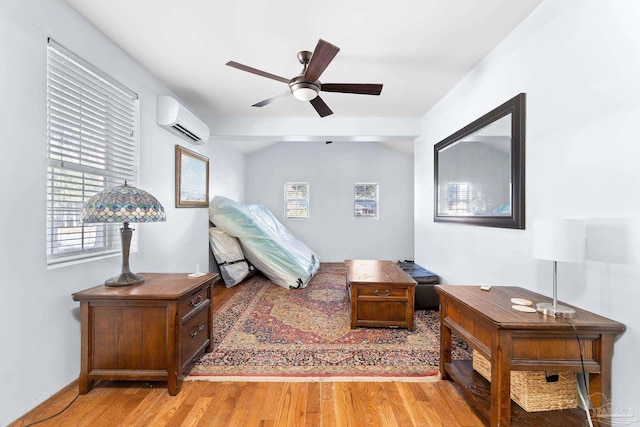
[
  {"left": 354, "top": 183, "right": 378, "bottom": 218},
  {"left": 46, "top": 39, "right": 139, "bottom": 265},
  {"left": 284, "top": 183, "right": 309, "bottom": 219}
]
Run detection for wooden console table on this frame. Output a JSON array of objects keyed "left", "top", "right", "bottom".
[
  {"left": 72, "top": 273, "right": 218, "bottom": 395},
  {"left": 436, "top": 285, "right": 625, "bottom": 427},
  {"left": 345, "top": 259, "right": 416, "bottom": 330}
]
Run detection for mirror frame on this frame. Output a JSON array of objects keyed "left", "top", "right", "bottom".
[{"left": 434, "top": 93, "right": 525, "bottom": 229}]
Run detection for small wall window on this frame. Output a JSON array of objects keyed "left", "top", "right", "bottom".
[
  {"left": 285, "top": 182, "right": 309, "bottom": 219},
  {"left": 354, "top": 183, "right": 378, "bottom": 218}
]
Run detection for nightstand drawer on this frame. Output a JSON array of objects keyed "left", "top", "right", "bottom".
[
  {"left": 182, "top": 302, "right": 210, "bottom": 365},
  {"left": 179, "top": 286, "right": 209, "bottom": 319}
]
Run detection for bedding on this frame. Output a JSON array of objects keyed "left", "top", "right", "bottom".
[
  {"left": 209, "top": 196, "right": 320, "bottom": 289},
  {"left": 208, "top": 227, "right": 253, "bottom": 287}
]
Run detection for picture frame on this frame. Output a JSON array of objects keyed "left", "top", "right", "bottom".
[{"left": 175, "top": 145, "right": 209, "bottom": 208}]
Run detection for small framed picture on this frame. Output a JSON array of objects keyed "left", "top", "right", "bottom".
[{"left": 175, "top": 145, "right": 209, "bottom": 208}]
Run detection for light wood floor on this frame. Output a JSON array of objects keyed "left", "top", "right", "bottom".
[
  {"left": 10, "top": 378, "right": 484, "bottom": 426},
  {"left": 11, "top": 273, "right": 483, "bottom": 426}
]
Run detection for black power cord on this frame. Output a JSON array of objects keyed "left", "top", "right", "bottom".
[{"left": 22, "top": 393, "right": 79, "bottom": 426}]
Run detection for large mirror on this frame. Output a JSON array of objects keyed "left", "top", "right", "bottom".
[{"left": 434, "top": 93, "right": 525, "bottom": 229}]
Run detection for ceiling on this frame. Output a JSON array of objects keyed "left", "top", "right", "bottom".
[{"left": 63, "top": 0, "right": 543, "bottom": 152}]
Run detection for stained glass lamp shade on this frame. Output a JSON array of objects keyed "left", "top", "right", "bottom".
[{"left": 82, "top": 182, "right": 166, "bottom": 286}]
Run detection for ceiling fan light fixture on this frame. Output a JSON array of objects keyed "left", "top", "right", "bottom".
[
  {"left": 289, "top": 78, "right": 319, "bottom": 101},
  {"left": 293, "top": 87, "right": 318, "bottom": 101}
]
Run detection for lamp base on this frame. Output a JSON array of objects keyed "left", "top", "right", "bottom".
[
  {"left": 536, "top": 302, "right": 576, "bottom": 319},
  {"left": 105, "top": 272, "right": 145, "bottom": 287}
]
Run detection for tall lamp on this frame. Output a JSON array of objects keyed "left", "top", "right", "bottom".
[
  {"left": 532, "top": 218, "right": 585, "bottom": 318},
  {"left": 82, "top": 181, "right": 166, "bottom": 287}
]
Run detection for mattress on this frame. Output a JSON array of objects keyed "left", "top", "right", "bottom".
[{"left": 209, "top": 196, "right": 320, "bottom": 289}]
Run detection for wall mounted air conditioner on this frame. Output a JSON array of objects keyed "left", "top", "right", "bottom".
[{"left": 157, "top": 96, "right": 210, "bottom": 145}]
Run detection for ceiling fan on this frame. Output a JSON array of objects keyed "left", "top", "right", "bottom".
[{"left": 226, "top": 39, "right": 383, "bottom": 118}]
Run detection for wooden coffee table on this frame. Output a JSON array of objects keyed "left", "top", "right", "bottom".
[{"left": 345, "top": 259, "right": 416, "bottom": 330}]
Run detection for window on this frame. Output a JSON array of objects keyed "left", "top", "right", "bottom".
[
  {"left": 46, "top": 39, "right": 139, "bottom": 265},
  {"left": 284, "top": 183, "right": 309, "bottom": 218},
  {"left": 354, "top": 183, "right": 378, "bottom": 218},
  {"left": 447, "top": 183, "right": 470, "bottom": 213}
]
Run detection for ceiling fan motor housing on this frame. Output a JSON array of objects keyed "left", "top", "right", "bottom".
[{"left": 297, "top": 50, "right": 313, "bottom": 65}]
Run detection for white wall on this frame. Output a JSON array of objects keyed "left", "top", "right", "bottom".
[
  {"left": 246, "top": 141, "right": 414, "bottom": 262},
  {"left": 205, "top": 140, "right": 246, "bottom": 272},
  {"left": 207, "top": 141, "right": 246, "bottom": 203},
  {"left": 416, "top": 0, "right": 640, "bottom": 413},
  {"left": 0, "top": 1, "right": 245, "bottom": 424}
]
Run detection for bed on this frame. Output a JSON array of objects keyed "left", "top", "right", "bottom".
[{"left": 209, "top": 196, "right": 320, "bottom": 289}]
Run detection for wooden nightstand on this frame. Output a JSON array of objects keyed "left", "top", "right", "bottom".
[{"left": 72, "top": 273, "right": 218, "bottom": 395}]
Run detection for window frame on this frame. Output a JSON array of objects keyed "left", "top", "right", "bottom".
[
  {"left": 354, "top": 183, "right": 379, "bottom": 219},
  {"left": 284, "top": 182, "right": 310, "bottom": 219},
  {"left": 46, "top": 38, "right": 140, "bottom": 266}
]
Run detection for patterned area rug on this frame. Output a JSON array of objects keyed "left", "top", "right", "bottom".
[{"left": 187, "top": 263, "right": 470, "bottom": 381}]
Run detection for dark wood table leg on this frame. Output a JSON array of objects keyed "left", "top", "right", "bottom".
[
  {"left": 167, "top": 376, "right": 179, "bottom": 396},
  {"left": 349, "top": 284, "right": 357, "bottom": 329},
  {"left": 205, "top": 298, "right": 214, "bottom": 353},
  {"left": 590, "top": 334, "right": 613, "bottom": 417},
  {"left": 439, "top": 304, "right": 451, "bottom": 380},
  {"left": 407, "top": 286, "right": 415, "bottom": 331},
  {"left": 167, "top": 306, "right": 178, "bottom": 396},
  {"left": 491, "top": 332, "right": 513, "bottom": 427},
  {"left": 78, "top": 302, "right": 92, "bottom": 394}
]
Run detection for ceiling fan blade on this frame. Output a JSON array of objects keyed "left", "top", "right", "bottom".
[
  {"left": 321, "top": 83, "right": 383, "bottom": 95},
  {"left": 310, "top": 96, "right": 333, "bottom": 118},
  {"left": 252, "top": 91, "right": 291, "bottom": 107},
  {"left": 304, "top": 39, "right": 340, "bottom": 83},
  {"left": 226, "top": 61, "right": 290, "bottom": 84}
]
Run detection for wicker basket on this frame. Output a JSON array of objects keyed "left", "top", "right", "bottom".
[{"left": 472, "top": 350, "right": 577, "bottom": 412}]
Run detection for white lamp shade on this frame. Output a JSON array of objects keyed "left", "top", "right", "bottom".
[{"left": 532, "top": 219, "right": 585, "bottom": 262}]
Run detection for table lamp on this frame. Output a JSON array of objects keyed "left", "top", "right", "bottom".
[
  {"left": 82, "top": 181, "right": 166, "bottom": 286},
  {"left": 532, "top": 218, "right": 585, "bottom": 318}
]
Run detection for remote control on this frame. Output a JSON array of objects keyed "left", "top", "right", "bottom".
[{"left": 480, "top": 284, "right": 492, "bottom": 291}]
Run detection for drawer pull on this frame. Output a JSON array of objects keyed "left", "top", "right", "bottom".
[
  {"left": 190, "top": 324, "right": 205, "bottom": 337},
  {"left": 190, "top": 295, "right": 203, "bottom": 307},
  {"left": 374, "top": 289, "right": 391, "bottom": 297}
]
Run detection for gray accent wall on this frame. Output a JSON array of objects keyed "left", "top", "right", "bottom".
[{"left": 246, "top": 141, "right": 414, "bottom": 262}]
